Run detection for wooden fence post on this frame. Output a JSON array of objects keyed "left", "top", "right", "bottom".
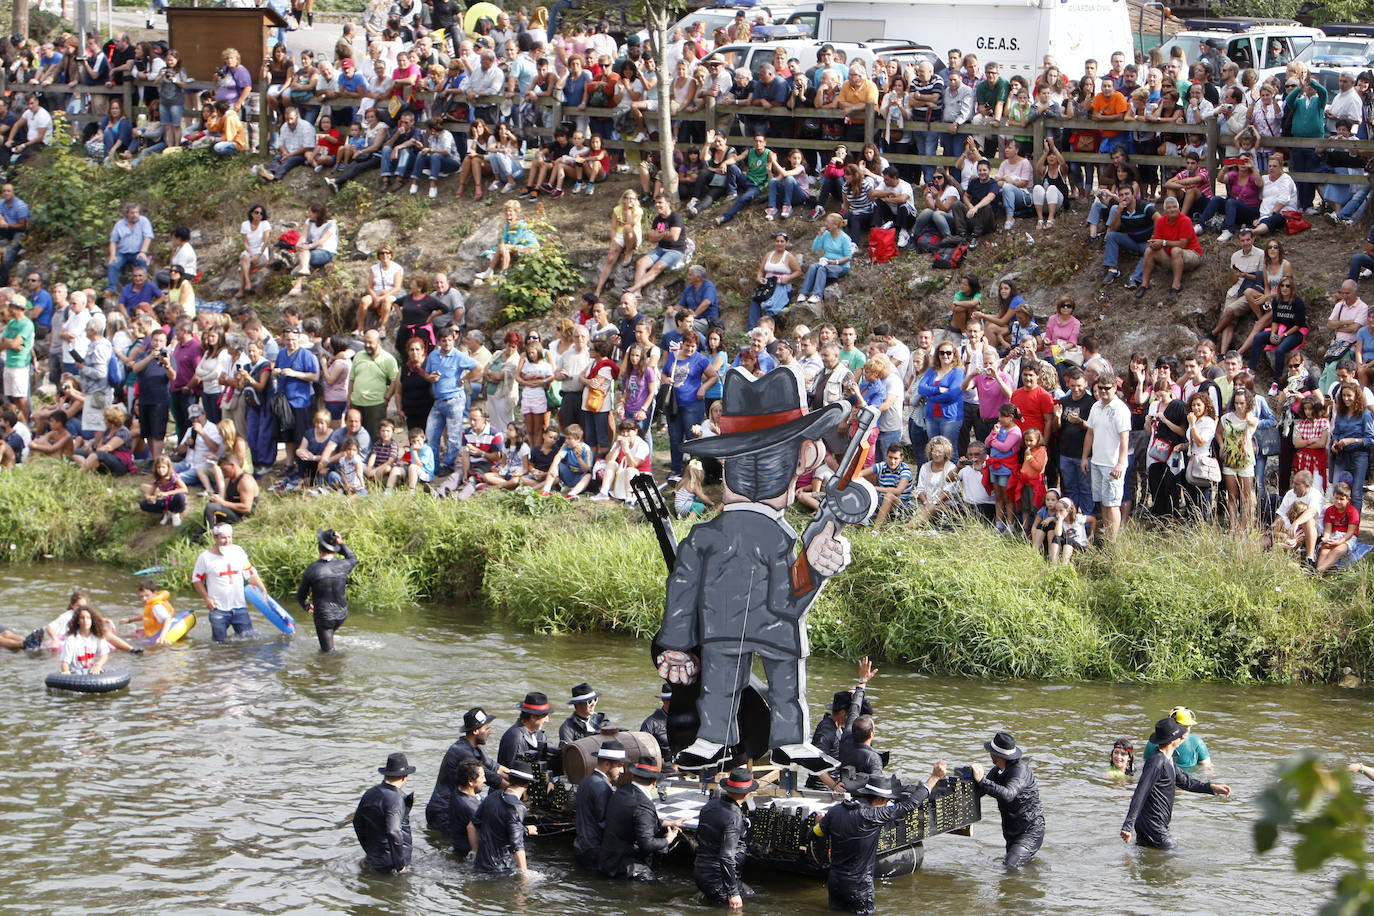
[
  {"left": 257, "top": 78, "right": 271, "bottom": 159},
  {"left": 1205, "top": 119, "right": 1221, "bottom": 185},
  {"left": 863, "top": 102, "right": 875, "bottom": 147}
]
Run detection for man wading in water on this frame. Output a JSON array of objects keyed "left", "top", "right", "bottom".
[
  {"left": 1121, "top": 717, "right": 1232, "bottom": 849},
  {"left": 295, "top": 528, "right": 357, "bottom": 652}
]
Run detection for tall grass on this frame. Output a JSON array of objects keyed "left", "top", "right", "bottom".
[{"left": 8, "top": 460, "right": 1374, "bottom": 684}]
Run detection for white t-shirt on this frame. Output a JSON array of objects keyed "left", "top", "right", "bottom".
[
  {"left": 370, "top": 261, "right": 402, "bottom": 293},
  {"left": 192, "top": 544, "right": 256, "bottom": 610},
  {"left": 60, "top": 632, "right": 109, "bottom": 673},
  {"left": 915, "top": 460, "right": 959, "bottom": 503},
  {"left": 171, "top": 242, "right": 198, "bottom": 276},
  {"left": 22, "top": 106, "right": 53, "bottom": 144},
  {"left": 1187, "top": 415, "right": 1217, "bottom": 458},
  {"left": 959, "top": 464, "right": 994, "bottom": 505},
  {"left": 180, "top": 421, "right": 223, "bottom": 468},
  {"left": 885, "top": 179, "right": 918, "bottom": 214},
  {"left": 11, "top": 420, "right": 31, "bottom": 461},
  {"left": 1276, "top": 486, "right": 1324, "bottom": 528},
  {"left": 1086, "top": 397, "right": 1131, "bottom": 467},
  {"left": 240, "top": 219, "right": 272, "bottom": 257}
]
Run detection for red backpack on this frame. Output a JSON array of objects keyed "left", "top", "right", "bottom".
[{"left": 868, "top": 226, "right": 897, "bottom": 264}]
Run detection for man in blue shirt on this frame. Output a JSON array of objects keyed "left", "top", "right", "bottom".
[
  {"left": 424, "top": 325, "right": 478, "bottom": 476},
  {"left": 732, "top": 328, "right": 777, "bottom": 373},
  {"left": 678, "top": 265, "right": 719, "bottom": 334},
  {"left": 22, "top": 271, "right": 50, "bottom": 337},
  {"left": 273, "top": 327, "right": 321, "bottom": 446},
  {"left": 0, "top": 183, "right": 28, "bottom": 286},
  {"left": 107, "top": 202, "right": 155, "bottom": 292},
  {"left": 659, "top": 309, "right": 706, "bottom": 370},
  {"left": 117, "top": 266, "right": 163, "bottom": 320},
  {"left": 663, "top": 332, "right": 718, "bottom": 481}
]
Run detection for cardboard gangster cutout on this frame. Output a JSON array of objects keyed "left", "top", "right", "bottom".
[{"left": 653, "top": 367, "right": 879, "bottom": 769}]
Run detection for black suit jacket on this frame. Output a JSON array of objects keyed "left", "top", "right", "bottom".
[{"left": 598, "top": 783, "right": 670, "bottom": 877}]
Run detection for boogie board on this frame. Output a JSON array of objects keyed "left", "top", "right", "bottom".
[
  {"left": 153, "top": 610, "right": 196, "bottom": 645},
  {"left": 246, "top": 586, "right": 296, "bottom": 635}
]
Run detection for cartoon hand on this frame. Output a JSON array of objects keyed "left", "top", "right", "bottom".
[
  {"left": 805, "top": 521, "right": 851, "bottom": 578},
  {"left": 656, "top": 650, "right": 699, "bottom": 685}
]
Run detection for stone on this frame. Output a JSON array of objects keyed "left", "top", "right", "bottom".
[
  {"left": 463, "top": 288, "right": 504, "bottom": 330},
  {"left": 354, "top": 219, "right": 397, "bottom": 256}
]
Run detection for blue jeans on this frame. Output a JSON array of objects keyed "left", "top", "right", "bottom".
[
  {"left": 1338, "top": 185, "right": 1370, "bottom": 221},
  {"left": 1088, "top": 200, "right": 1116, "bottom": 228},
  {"left": 913, "top": 208, "right": 952, "bottom": 236},
  {"left": 668, "top": 398, "right": 705, "bottom": 475},
  {"left": 1331, "top": 446, "right": 1370, "bottom": 492},
  {"left": 720, "top": 181, "right": 763, "bottom": 223},
  {"left": 415, "top": 152, "right": 462, "bottom": 180},
  {"left": 426, "top": 395, "right": 466, "bottom": 474},
  {"left": 1250, "top": 328, "right": 1304, "bottom": 376},
  {"left": 212, "top": 141, "right": 240, "bottom": 155},
  {"left": 913, "top": 130, "right": 940, "bottom": 183},
  {"left": 488, "top": 151, "right": 524, "bottom": 182},
  {"left": 767, "top": 177, "right": 811, "bottom": 209},
  {"left": 1223, "top": 199, "right": 1260, "bottom": 232},
  {"left": 876, "top": 428, "right": 901, "bottom": 459},
  {"left": 209, "top": 607, "right": 253, "bottom": 642},
  {"left": 1103, "top": 232, "right": 1146, "bottom": 273},
  {"left": 800, "top": 263, "right": 849, "bottom": 297},
  {"left": 1350, "top": 252, "right": 1374, "bottom": 281},
  {"left": 269, "top": 152, "right": 307, "bottom": 180},
  {"left": 749, "top": 283, "right": 792, "bottom": 328},
  {"left": 927, "top": 416, "right": 961, "bottom": 446},
  {"left": 380, "top": 144, "right": 416, "bottom": 178},
  {"left": 107, "top": 251, "right": 148, "bottom": 292},
  {"left": 908, "top": 413, "right": 928, "bottom": 466},
  {"left": 1058, "top": 455, "right": 1094, "bottom": 515},
  {"left": 1001, "top": 185, "right": 1032, "bottom": 218}
]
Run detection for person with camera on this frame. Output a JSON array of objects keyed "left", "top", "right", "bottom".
[
  {"left": 129, "top": 325, "right": 175, "bottom": 465},
  {"left": 972, "top": 732, "right": 1045, "bottom": 868},
  {"left": 814, "top": 763, "right": 948, "bottom": 914}
]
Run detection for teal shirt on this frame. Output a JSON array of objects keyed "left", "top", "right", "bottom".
[
  {"left": 1284, "top": 84, "right": 1329, "bottom": 138},
  {"left": 812, "top": 229, "right": 855, "bottom": 262},
  {"left": 1143, "top": 731, "right": 1210, "bottom": 768},
  {"left": 2, "top": 316, "right": 33, "bottom": 369}
]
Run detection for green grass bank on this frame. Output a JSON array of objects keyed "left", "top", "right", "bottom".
[{"left": 5, "top": 464, "right": 1374, "bottom": 684}]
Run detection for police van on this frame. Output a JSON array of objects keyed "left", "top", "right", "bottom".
[{"left": 813, "top": 0, "right": 1133, "bottom": 80}]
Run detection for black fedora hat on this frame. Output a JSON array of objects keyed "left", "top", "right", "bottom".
[
  {"left": 317, "top": 528, "right": 341, "bottom": 552},
  {"left": 462, "top": 706, "right": 493, "bottom": 733},
  {"left": 857, "top": 773, "right": 899, "bottom": 799},
  {"left": 721, "top": 766, "right": 758, "bottom": 795},
  {"left": 683, "top": 367, "right": 845, "bottom": 459},
  {"left": 568, "top": 682, "right": 600, "bottom": 704},
  {"left": 1149, "top": 716, "right": 1186, "bottom": 746},
  {"left": 630, "top": 760, "right": 663, "bottom": 781},
  {"left": 985, "top": 732, "right": 1024, "bottom": 761},
  {"left": 657, "top": 681, "right": 674, "bottom": 700},
  {"left": 597, "top": 740, "right": 628, "bottom": 761},
  {"left": 519, "top": 691, "right": 551, "bottom": 715},
  {"left": 831, "top": 690, "right": 875, "bottom": 716},
  {"left": 506, "top": 765, "right": 535, "bottom": 785},
  {"left": 379, "top": 752, "right": 416, "bottom": 778}
]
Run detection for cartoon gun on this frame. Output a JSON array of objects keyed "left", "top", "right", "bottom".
[{"left": 790, "top": 404, "right": 879, "bottom": 597}]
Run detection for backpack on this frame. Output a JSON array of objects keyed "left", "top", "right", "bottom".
[
  {"left": 868, "top": 226, "right": 897, "bottom": 264},
  {"left": 932, "top": 244, "right": 967, "bottom": 270},
  {"left": 913, "top": 229, "right": 942, "bottom": 253}
]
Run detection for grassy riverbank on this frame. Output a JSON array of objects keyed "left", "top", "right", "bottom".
[{"left": 6, "top": 464, "right": 1374, "bottom": 683}]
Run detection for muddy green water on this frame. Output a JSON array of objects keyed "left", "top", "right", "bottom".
[{"left": 0, "top": 561, "right": 1366, "bottom": 915}]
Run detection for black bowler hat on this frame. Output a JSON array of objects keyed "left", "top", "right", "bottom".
[
  {"left": 721, "top": 766, "right": 758, "bottom": 794},
  {"left": 831, "top": 690, "right": 874, "bottom": 716},
  {"left": 463, "top": 707, "right": 493, "bottom": 733},
  {"left": 379, "top": 752, "right": 416, "bottom": 777},
  {"left": 317, "top": 528, "right": 341, "bottom": 552},
  {"left": 1149, "top": 717, "right": 1186, "bottom": 746},
  {"left": 568, "top": 682, "right": 600, "bottom": 704},
  {"left": 857, "top": 773, "right": 898, "bottom": 799},
  {"left": 985, "top": 732, "right": 1024, "bottom": 761},
  {"left": 657, "top": 682, "right": 674, "bottom": 700},
  {"left": 684, "top": 368, "right": 845, "bottom": 459},
  {"left": 630, "top": 760, "right": 663, "bottom": 781},
  {"left": 519, "top": 691, "right": 551, "bottom": 715}
]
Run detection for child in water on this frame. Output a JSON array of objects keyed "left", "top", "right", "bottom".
[
  {"left": 1109, "top": 738, "right": 1135, "bottom": 781},
  {"left": 119, "top": 579, "right": 175, "bottom": 642}
]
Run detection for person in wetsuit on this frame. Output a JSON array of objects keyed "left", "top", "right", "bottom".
[
  {"left": 972, "top": 731, "right": 1046, "bottom": 868},
  {"left": 573, "top": 739, "right": 627, "bottom": 869},
  {"left": 815, "top": 763, "right": 948, "bottom": 915},
  {"left": 640, "top": 682, "right": 673, "bottom": 760},
  {"left": 598, "top": 760, "right": 683, "bottom": 880},
  {"left": 295, "top": 528, "right": 358, "bottom": 651},
  {"left": 450, "top": 758, "right": 484, "bottom": 858},
  {"left": 473, "top": 766, "right": 535, "bottom": 875},
  {"left": 427, "top": 706, "right": 505, "bottom": 832},
  {"left": 558, "top": 681, "right": 607, "bottom": 746},
  {"left": 1121, "top": 717, "right": 1232, "bottom": 849},
  {"left": 693, "top": 766, "right": 757, "bottom": 908},
  {"left": 353, "top": 752, "right": 416, "bottom": 875}
]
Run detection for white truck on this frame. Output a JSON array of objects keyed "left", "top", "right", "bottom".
[{"left": 815, "top": 0, "right": 1133, "bottom": 80}]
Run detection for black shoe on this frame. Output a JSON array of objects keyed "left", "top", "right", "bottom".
[
  {"left": 131, "top": 646, "right": 144, "bottom": 655},
  {"left": 1134, "top": 284, "right": 1149, "bottom": 299},
  {"left": 21, "top": 628, "right": 43, "bottom": 650}
]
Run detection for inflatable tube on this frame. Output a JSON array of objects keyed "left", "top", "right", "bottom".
[
  {"left": 132, "top": 566, "right": 166, "bottom": 577},
  {"left": 45, "top": 669, "right": 131, "bottom": 693},
  {"left": 154, "top": 610, "right": 196, "bottom": 645},
  {"left": 246, "top": 586, "right": 296, "bottom": 635},
  {"left": 464, "top": 2, "right": 501, "bottom": 34}
]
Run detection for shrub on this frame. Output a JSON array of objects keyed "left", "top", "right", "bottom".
[{"left": 497, "top": 220, "right": 582, "bottom": 322}]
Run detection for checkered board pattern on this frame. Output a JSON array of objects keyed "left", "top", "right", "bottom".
[{"left": 655, "top": 789, "right": 712, "bottom": 829}]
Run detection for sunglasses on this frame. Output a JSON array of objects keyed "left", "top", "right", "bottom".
[
  {"left": 937, "top": 350, "right": 954, "bottom": 356},
  {"left": 527, "top": 334, "right": 540, "bottom": 339}
]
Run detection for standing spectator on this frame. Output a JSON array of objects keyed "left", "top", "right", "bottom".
[
  {"left": 0, "top": 183, "right": 28, "bottom": 286},
  {"left": 423, "top": 325, "right": 478, "bottom": 478},
  {"left": 348, "top": 329, "right": 398, "bottom": 439},
  {"left": 663, "top": 332, "right": 716, "bottom": 482},
  {"left": 1282, "top": 73, "right": 1328, "bottom": 213},
  {"left": 168, "top": 319, "right": 202, "bottom": 439},
  {"left": 1, "top": 295, "right": 33, "bottom": 420},
  {"left": 1082, "top": 375, "right": 1131, "bottom": 540},
  {"left": 1329, "top": 382, "right": 1373, "bottom": 495},
  {"left": 273, "top": 327, "right": 321, "bottom": 447},
  {"left": 1053, "top": 368, "right": 1095, "bottom": 515},
  {"left": 106, "top": 202, "right": 154, "bottom": 293},
  {"left": 129, "top": 325, "right": 172, "bottom": 462}
]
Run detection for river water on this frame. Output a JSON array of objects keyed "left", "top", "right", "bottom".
[{"left": 0, "top": 561, "right": 1365, "bottom": 915}]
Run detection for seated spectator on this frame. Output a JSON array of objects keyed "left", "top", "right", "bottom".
[
  {"left": 1269, "top": 469, "right": 1323, "bottom": 562},
  {"left": 1032, "top": 140, "right": 1072, "bottom": 228},
  {"left": 752, "top": 232, "right": 802, "bottom": 328},
  {"left": 1242, "top": 239, "right": 1293, "bottom": 322},
  {"left": 378, "top": 111, "right": 422, "bottom": 194},
  {"left": 594, "top": 190, "right": 643, "bottom": 298},
  {"left": 869, "top": 166, "right": 917, "bottom": 248},
  {"left": 254, "top": 106, "right": 315, "bottom": 182},
  {"left": 287, "top": 203, "right": 338, "bottom": 297},
  {"left": 304, "top": 114, "right": 341, "bottom": 172},
  {"left": 71, "top": 405, "right": 134, "bottom": 475},
  {"left": 996, "top": 141, "right": 1034, "bottom": 231},
  {"left": 170, "top": 403, "right": 222, "bottom": 490},
  {"left": 88, "top": 97, "right": 132, "bottom": 165},
  {"left": 625, "top": 195, "right": 688, "bottom": 296},
  {"left": 677, "top": 264, "right": 717, "bottom": 333},
  {"left": 1329, "top": 382, "right": 1373, "bottom": 496},
  {"left": 684, "top": 130, "right": 739, "bottom": 218},
  {"left": 953, "top": 159, "right": 1000, "bottom": 246},
  {"left": 205, "top": 454, "right": 258, "bottom": 527},
  {"left": 590, "top": 419, "right": 650, "bottom": 502},
  {"left": 867, "top": 441, "right": 913, "bottom": 525},
  {"left": 387, "top": 427, "right": 435, "bottom": 491},
  {"left": 913, "top": 169, "right": 961, "bottom": 240},
  {"left": 364, "top": 418, "right": 400, "bottom": 483},
  {"left": 545, "top": 127, "right": 590, "bottom": 199},
  {"left": 472, "top": 201, "right": 538, "bottom": 286},
  {"left": 209, "top": 100, "right": 249, "bottom": 155},
  {"left": 1211, "top": 228, "right": 1265, "bottom": 353},
  {"left": 766, "top": 148, "right": 814, "bottom": 221},
  {"left": 355, "top": 244, "right": 404, "bottom": 335},
  {"left": 542, "top": 422, "right": 594, "bottom": 497},
  {"left": 139, "top": 454, "right": 188, "bottom": 525},
  {"left": 914, "top": 435, "right": 960, "bottom": 524},
  {"left": 1208, "top": 155, "right": 1263, "bottom": 243},
  {"left": 1135, "top": 197, "right": 1201, "bottom": 300},
  {"left": 409, "top": 117, "right": 459, "bottom": 198},
  {"left": 798, "top": 212, "right": 854, "bottom": 304},
  {"left": 519, "top": 124, "right": 571, "bottom": 201},
  {"left": 716, "top": 133, "right": 777, "bottom": 226},
  {"left": 1163, "top": 151, "right": 1211, "bottom": 222},
  {"left": 486, "top": 123, "right": 525, "bottom": 194},
  {"left": 1316, "top": 482, "right": 1360, "bottom": 572},
  {"left": 1242, "top": 276, "right": 1307, "bottom": 379},
  {"left": 1253, "top": 151, "right": 1299, "bottom": 238},
  {"left": 28, "top": 408, "right": 73, "bottom": 459},
  {"left": 326, "top": 108, "right": 388, "bottom": 190},
  {"left": 840, "top": 161, "right": 879, "bottom": 244}
]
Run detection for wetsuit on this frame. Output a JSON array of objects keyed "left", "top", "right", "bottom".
[
  {"left": 451, "top": 790, "right": 481, "bottom": 857},
  {"left": 693, "top": 794, "right": 752, "bottom": 905},
  {"left": 295, "top": 544, "right": 358, "bottom": 651},
  {"left": 807, "top": 686, "right": 866, "bottom": 789},
  {"left": 838, "top": 737, "right": 884, "bottom": 778},
  {"left": 427, "top": 736, "right": 505, "bottom": 832},
  {"left": 558, "top": 710, "right": 606, "bottom": 747},
  {"left": 497, "top": 721, "right": 546, "bottom": 770},
  {"left": 473, "top": 788, "right": 529, "bottom": 874},
  {"left": 353, "top": 781, "right": 413, "bottom": 874},
  {"left": 572, "top": 767, "right": 615, "bottom": 869},
  {"left": 974, "top": 757, "right": 1045, "bottom": 867},
  {"left": 816, "top": 786, "right": 928, "bottom": 915},
  {"left": 598, "top": 782, "right": 672, "bottom": 880},
  {"left": 1122, "top": 750, "right": 1219, "bottom": 849},
  {"left": 640, "top": 706, "right": 671, "bottom": 759}
]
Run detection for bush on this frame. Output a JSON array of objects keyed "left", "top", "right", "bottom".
[{"left": 497, "top": 220, "right": 583, "bottom": 322}]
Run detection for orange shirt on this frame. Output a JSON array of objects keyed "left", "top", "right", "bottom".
[{"left": 1090, "top": 90, "right": 1129, "bottom": 137}]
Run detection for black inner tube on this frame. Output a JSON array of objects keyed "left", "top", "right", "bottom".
[{"left": 45, "top": 669, "right": 131, "bottom": 693}]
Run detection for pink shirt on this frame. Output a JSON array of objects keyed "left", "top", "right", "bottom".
[
  {"left": 973, "top": 369, "right": 1013, "bottom": 421},
  {"left": 1045, "top": 314, "right": 1081, "bottom": 349}
]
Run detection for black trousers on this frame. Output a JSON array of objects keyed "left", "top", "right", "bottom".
[
  {"left": 315, "top": 611, "right": 346, "bottom": 652},
  {"left": 1003, "top": 822, "right": 1044, "bottom": 867},
  {"left": 827, "top": 876, "right": 875, "bottom": 915}
]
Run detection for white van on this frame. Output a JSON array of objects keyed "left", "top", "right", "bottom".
[{"left": 815, "top": 0, "right": 1133, "bottom": 80}]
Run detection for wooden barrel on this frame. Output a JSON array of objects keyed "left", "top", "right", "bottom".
[{"left": 562, "top": 730, "right": 663, "bottom": 785}]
